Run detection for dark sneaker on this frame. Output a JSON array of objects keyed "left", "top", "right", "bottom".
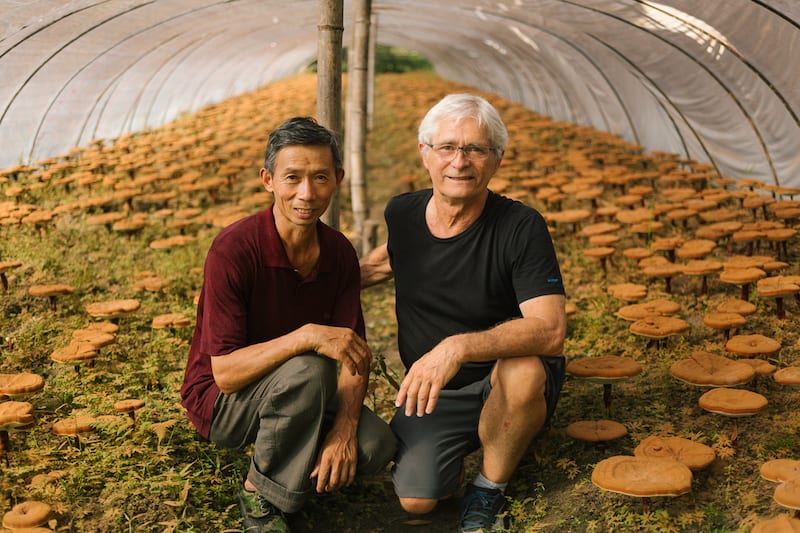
[
  {"left": 458, "top": 484, "right": 507, "bottom": 533},
  {"left": 237, "top": 487, "right": 291, "bottom": 533}
]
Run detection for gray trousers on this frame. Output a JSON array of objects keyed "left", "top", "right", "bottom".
[{"left": 208, "top": 353, "right": 396, "bottom": 513}]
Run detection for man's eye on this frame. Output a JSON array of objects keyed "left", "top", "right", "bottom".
[
  {"left": 464, "top": 145, "right": 489, "bottom": 156},
  {"left": 436, "top": 144, "right": 457, "bottom": 153}
]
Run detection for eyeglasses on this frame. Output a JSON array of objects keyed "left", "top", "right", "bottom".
[{"left": 424, "top": 143, "right": 496, "bottom": 162}]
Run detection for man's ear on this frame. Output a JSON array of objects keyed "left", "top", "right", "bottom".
[
  {"left": 336, "top": 168, "right": 345, "bottom": 186},
  {"left": 418, "top": 143, "right": 431, "bottom": 172},
  {"left": 493, "top": 150, "right": 505, "bottom": 172},
  {"left": 260, "top": 168, "right": 273, "bottom": 192}
]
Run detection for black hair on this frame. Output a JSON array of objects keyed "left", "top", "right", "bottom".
[{"left": 263, "top": 117, "right": 342, "bottom": 173}]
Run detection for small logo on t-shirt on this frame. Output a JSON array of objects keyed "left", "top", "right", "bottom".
[{"left": 547, "top": 278, "right": 560, "bottom": 283}]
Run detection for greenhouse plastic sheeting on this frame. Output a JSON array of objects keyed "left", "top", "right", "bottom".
[{"left": 1, "top": 0, "right": 798, "bottom": 187}]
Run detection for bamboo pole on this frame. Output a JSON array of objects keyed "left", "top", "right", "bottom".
[
  {"left": 317, "top": 0, "right": 343, "bottom": 229},
  {"left": 346, "top": 0, "right": 372, "bottom": 254},
  {"left": 367, "top": 12, "right": 377, "bottom": 132}
]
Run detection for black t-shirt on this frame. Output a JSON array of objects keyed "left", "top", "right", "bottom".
[{"left": 386, "top": 189, "right": 565, "bottom": 389}]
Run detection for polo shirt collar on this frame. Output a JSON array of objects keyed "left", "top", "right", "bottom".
[{"left": 260, "top": 205, "right": 335, "bottom": 275}]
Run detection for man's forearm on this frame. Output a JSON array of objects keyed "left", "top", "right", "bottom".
[
  {"left": 447, "top": 314, "right": 565, "bottom": 365},
  {"left": 360, "top": 243, "right": 393, "bottom": 288},
  {"left": 329, "top": 367, "right": 369, "bottom": 436}
]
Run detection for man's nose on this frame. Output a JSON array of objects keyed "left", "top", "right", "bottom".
[
  {"left": 297, "top": 178, "right": 314, "bottom": 198},
  {"left": 449, "top": 147, "right": 470, "bottom": 166}
]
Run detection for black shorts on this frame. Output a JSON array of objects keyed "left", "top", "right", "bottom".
[{"left": 389, "top": 355, "right": 565, "bottom": 499}]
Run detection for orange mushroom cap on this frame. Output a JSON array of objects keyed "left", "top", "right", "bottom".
[
  {"left": 698, "top": 387, "right": 768, "bottom": 416},
  {"left": 591, "top": 455, "right": 693, "bottom": 497},
  {"left": 566, "top": 419, "right": 628, "bottom": 443},
  {"left": 566, "top": 356, "right": 642, "bottom": 382},
  {"left": 114, "top": 399, "right": 145, "bottom": 414},
  {"left": 760, "top": 459, "right": 800, "bottom": 483},
  {"left": 634, "top": 436, "right": 716, "bottom": 471},
  {"left": 670, "top": 351, "right": 754, "bottom": 387},
  {"left": 1, "top": 500, "right": 51, "bottom": 529},
  {"left": 0, "top": 373, "right": 45, "bottom": 397}
]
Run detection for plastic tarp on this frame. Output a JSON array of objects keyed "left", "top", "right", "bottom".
[{"left": 1, "top": 0, "right": 798, "bottom": 187}]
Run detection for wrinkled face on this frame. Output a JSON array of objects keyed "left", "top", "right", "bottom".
[
  {"left": 261, "top": 144, "right": 343, "bottom": 229},
  {"left": 419, "top": 116, "right": 502, "bottom": 202}
]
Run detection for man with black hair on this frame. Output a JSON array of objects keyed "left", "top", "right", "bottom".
[{"left": 181, "top": 117, "right": 396, "bottom": 532}]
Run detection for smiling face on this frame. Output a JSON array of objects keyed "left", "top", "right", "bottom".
[
  {"left": 260, "top": 144, "right": 343, "bottom": 231},
  {"left": 420, "top": 116, "right": 502, "bottom": 205}
]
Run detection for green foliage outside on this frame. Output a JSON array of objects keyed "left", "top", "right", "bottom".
[{"left": 308, "top": 44, "right": 432, "bottom": 73}]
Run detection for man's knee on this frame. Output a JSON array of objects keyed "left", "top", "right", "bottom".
[
  {"left": 274, "top": 353, "right": 337, "bottom": 406},
  {"left": 399, "top": 497, "right": 438, "bottom": 515},
  {"left": 356, "top": 413, "right": 397, "bottom": 476},
  {"left": 493, "top": 356, "right": 547, "bottom": 403}
]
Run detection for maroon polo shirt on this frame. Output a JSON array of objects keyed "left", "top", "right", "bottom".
[{"left": 180, "top": 205, "right": 365, "bottom": 439}]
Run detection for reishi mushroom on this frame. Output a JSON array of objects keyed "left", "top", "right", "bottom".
[
  {"left": 774, "top": 478, "right": 800, "bottom": 518},
  {"left": 698, "top": 387, "right": 768, "bottom": 445},
  {"left": 51, "top": 343, "right": 98, "bottom": 374},
  {"left": 756, "top": 276, "right": 800, "bottom": 319},
  {"left": 0, "top": 259, "right": 22, "bottom": 292},
  {"left": 85, "top": 298, "right": 141, "bottom": 320},
  {"left": 669, "top": 350, "right": 755, "bottom": 387},
  {"left": 751, "top": 514, "right": 800, "bottom": 532},
  {"left": 114, "top": 399, "right": 145, "bottom": 430},
  {"left": 27, "top": 283, "right": 75, "bottom": 311},
  {"left": 151, "top": 313, "right": 192, "bottom": 329},
  {"left": 719, "top": 267, "right": 766, "bottom": 301},
  {"left": 760, "top": 459, "right": 800, "bottom": 483},
  {"left": 725, "top": 334, "right": 781, "bottom": 359},
  {"left": 0, "top": 373, "right": 45, "bottom": 399},
  {"left": 607, "top": 283, "right": 648, "bottom": 301},
  {"left": 702, "top": 311, "right": 747, "bottom": 340},
  {"left": 1, "top": 500, "right": 52, "bottom": 529},
  {"left": 0, "top": 400, "right": 35, "bottom": 466},
  {"left": 633, "top": 435, "right": 716, "bottom": 471},
  {"left": 566, "top": 355, "right": 642, "bottom": 415},
  {"left": 774, "top": 367, "right": 800, "bottom": 389},
  {"left": 615, "top": 298, "right": 681, "bottom": 321},
  {"left": 629, "top": 315, "right": 690, "bottom": 347},
  {"left": 52, "top": 415, "right": 97, "bottom": 448},
  {"left": 591, "top": 455, "right": 693, "bottom": 512},
  {"left": 565, "top": 419, "right": 628, "bottom": 451}
]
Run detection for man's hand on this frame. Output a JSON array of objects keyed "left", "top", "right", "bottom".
[
  {"left": 310, "top": 427, "right": 357, "bottom": 492},
  {"left": 303, "top": 324, "right": 372, "bottom": 376},
  {"left": 395, "top": 337, "right": 463, "bottom": 417}
]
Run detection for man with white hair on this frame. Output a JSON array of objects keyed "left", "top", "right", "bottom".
[{"left": 361, "top": 93, "right": 567, "bottom": 532}]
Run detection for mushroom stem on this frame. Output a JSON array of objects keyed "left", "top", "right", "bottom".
[
  {"left": 0, "top": 429, "right": 9, "bottom": 466},
  {"left": 47, "top": 295, "right": 57, "bottom": 312},
  {"left": 731, "top": 418, "right": 739, "bottom": 447},
  {"left": 603, "top": 383, "right": 613, "bottom": 416},
  {"left": 1, "top": 273, "right": 8, "bottom": 292},
  {"left": 775, "top": 297, "right": 786, "bottom": 319},
  {"left": 641, "top": 496, "right": 652, "bottom": 514}
]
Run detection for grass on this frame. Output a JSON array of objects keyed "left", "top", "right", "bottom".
[{"left": 1, "top": 71, "right": 799, "bottom": 532}]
